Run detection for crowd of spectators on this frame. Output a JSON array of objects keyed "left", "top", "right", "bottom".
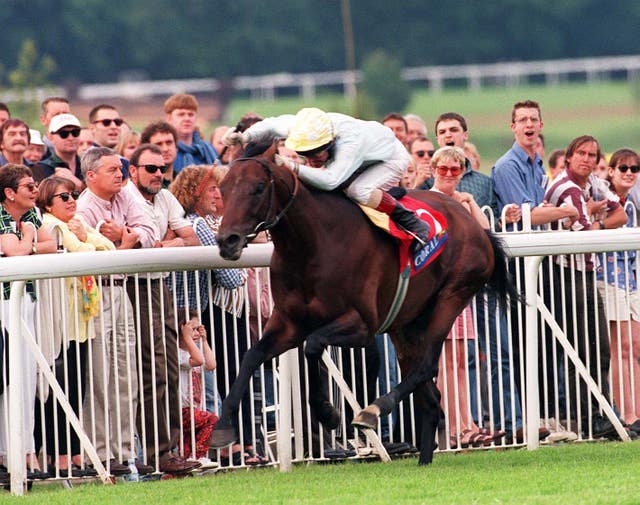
[{"left": 0, "top": 92, "right": 638, "bottom": 490}]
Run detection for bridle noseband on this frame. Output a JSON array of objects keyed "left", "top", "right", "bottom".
[{"left": 231, "top": 157, "right": 299, "bottom": 240}]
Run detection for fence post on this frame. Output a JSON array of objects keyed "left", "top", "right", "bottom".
[
  {"left": 277, "top": 349, "right": 295, "bottom": 471},
  {"left": 524, "top": 256, "right": 542, "bottom": 450},
  {"left": 8, "top": 282, "right": 27, "bottom": 495}
]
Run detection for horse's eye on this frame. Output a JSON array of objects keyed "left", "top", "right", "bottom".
[{"left": 252, "top": 182, "right": 266, "bottom": 196}]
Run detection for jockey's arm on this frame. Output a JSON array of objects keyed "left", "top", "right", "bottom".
[
  {"left": 245, "top": 115, "right": 297, "bottom": 144},
  {"left": 297, "top": 141, "right": 365, "bottom": 191}
]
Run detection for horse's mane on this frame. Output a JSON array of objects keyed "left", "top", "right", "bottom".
[{"left": 243, "top": 141, "right": 274, "bottom": 158}]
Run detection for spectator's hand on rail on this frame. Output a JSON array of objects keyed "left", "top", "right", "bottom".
[
  {"left": 99, "top": 219, "right": 123, "bottom": 243},
  {"left": 586, "top": 198, "right": 607, "bottom": 219},
  {"left": 67, "top": 216, "right": 87, "bottom": 242},
  {"left": 503, "top": 203, "right": 522, "bottom": 224},
  {"left": 119, "top": 226, "right": 139, "bottom": 249},
  {"left": 221, "top": 128, "right": 249, "bottom": 146}
]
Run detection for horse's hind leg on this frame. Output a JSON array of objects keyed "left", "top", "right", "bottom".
[
  {"left": 416, "top": 381, "right": 442, "bottom": 465},
  {"left": 304, "top": 310, "right": 372, "bottom": 430}
]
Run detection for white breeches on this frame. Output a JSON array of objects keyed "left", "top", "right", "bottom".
[{"left": 345, "top": 143, "right": 409, "bottom": 206}]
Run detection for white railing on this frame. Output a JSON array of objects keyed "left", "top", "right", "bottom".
[{"left": 4, "top": 54, "right": 638, "bottom": 104}]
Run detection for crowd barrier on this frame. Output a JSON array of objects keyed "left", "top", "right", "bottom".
[{"left": 2, "top": 216, "right": 640, "bottom": 495}]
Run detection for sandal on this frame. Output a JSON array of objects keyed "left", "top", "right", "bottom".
[
  {"left": 459, "top": 429, "right": 489, "bottom": 448},
  {"left": 243, "top": 449, "right": 268, "bottom": 466},
  {"left": 478, "top": 428, "right": 506, "bottom": 446},
  {"left": 448, "top": 435, "right": 458, "bottom": 450}
]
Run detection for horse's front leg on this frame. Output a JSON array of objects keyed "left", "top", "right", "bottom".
[
  {"left": 304, "top": 309, "right": 371, "bottom": 430},
  {"left": 210, "top": 311, "right": 301, "bottom": 448}
]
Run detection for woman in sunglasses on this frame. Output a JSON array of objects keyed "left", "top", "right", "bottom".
[
  {"left": 597, "top": 148, "right": 640, "bottom": 435},
  {"left": 429, "top": 147, "right": 498, "bottom": 449},
  {"left": 34, "top": 176, "right": 115, "bottom": 476},
  {"left": 0, "top": 164, "right": 57, "bottom": 479}
]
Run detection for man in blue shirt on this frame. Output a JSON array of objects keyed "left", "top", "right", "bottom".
[
  {"left": 492, "top": 100, "right": 579, "bottom": 442},
  {"left": 431, "top": 112, "right": 522, "bottom": 442},
  {"left": 492, "top": 100, "right": 577, "bottom": 229},
  {"left": 164, "top": 93, "right": 219, "bottom": 174}
]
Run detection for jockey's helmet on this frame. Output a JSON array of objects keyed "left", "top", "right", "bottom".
[{"left": 285, "top": 108, "right": 334, "bottom": 153}]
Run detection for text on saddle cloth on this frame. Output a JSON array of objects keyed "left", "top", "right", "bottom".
[{"left": 358, "top": 195, "right": 449, "bottom": 277}]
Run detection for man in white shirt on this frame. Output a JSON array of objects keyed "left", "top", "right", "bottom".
[{"left": 123, "top": 143, "right": 200, "bottom": 474}]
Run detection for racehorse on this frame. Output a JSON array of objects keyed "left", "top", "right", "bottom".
[{"left": 213, "top": 143, "right": 517, "bottom": 465}]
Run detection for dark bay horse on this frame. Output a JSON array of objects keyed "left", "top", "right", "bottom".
[{"left": 213, "top": 145, "right": 516, "bottom": 465}]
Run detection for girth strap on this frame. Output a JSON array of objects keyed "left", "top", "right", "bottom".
[{"left": 375, "top": 262, "right": 411, "bottom": 334}]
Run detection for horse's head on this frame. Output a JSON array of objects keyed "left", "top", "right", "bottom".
[{"left": 217, "top": 143, "right": 297, "bottom": 260}]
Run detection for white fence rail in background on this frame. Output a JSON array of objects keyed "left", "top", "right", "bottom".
[{"left": 3, "top": 54, "right": 639, "bottom": 103}]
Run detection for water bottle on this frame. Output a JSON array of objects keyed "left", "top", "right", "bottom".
[{"left": 125, "top": 458, "right": 139, "bottom": 482}]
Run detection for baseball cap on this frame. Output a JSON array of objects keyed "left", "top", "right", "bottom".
[
  {"left": 29, "top": 129, "right": 45, "bottom": 146},
  {"left": 49, "top": 113, "right": 81, "bottom": 134}
]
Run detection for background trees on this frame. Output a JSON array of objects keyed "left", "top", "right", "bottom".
[{"left": 1, "top": 0, "right": 639, "bottom": 85}]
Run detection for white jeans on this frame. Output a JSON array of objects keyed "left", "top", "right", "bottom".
[{"left": 0, "top": 295, "right": 38, "bottom": 458}]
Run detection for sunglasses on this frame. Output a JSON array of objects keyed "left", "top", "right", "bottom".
[
  {"left": 56, "top": 128, "right": 81, "bottom": 139},
  {"left": 53, "top": 191, "right": 80, "bottom": 202},
  {"left": 92, "top": 118, "right": 124, "bottom": 127},
  {"left": 414, "top": 150, "right": 435, "bottom": 158},
  {"left": 19, "top": 182, "right": 37, "bottom": 192},
  {"left": 617, "top": 164, "right": 640, "bottom": 173},
  {"left": 436, "top": 165, "right": 463, "bottom": 176},
  {"left": 140, "top": 164, "right": 168, "bottom": 174}
]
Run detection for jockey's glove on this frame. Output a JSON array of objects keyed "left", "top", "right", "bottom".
[
  {"left": 274, "top": 153, "right": 299, "bottom": 174},
  {"left": 221, "top": 128, "right": 250, "bottom": 146}
]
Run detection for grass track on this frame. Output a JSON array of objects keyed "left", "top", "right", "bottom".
[{"left": 17, "top": 440, "right": 640, "bottom": 504}]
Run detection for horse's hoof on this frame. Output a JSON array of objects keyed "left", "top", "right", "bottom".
[
  {"left": 209, "top": 425, "right": 238, "bottom": 449},
  {"left": 352, "top": 405, "right": 380, "bottom": 430}
]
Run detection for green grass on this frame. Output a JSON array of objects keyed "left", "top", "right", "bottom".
[
  {"left": 16, "top": 441, "right": 640, "bottom": 504},
  {"left": 224, "top": 80, "right": 640, "bottom": 173}
]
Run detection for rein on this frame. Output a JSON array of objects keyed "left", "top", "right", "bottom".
[{"left": 231, "top": 157, "right": 299, "bottom": 239}]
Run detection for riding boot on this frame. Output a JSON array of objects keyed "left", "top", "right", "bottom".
[{"left": 375, "top": 191, "right": 431, "bottom": 250}]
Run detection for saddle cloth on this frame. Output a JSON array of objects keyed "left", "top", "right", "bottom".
[{"left": 359, "top": 195, "right": 448, "bottom": 277}]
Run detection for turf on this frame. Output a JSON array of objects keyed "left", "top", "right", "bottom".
[{"left": 16, "top": 440, "right": 640, "bottom": 504}]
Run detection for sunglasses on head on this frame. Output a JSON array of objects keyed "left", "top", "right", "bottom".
[
  {"left": 56, "top": 128, "right": 81, "bottom": 139},
  {"left": 92, "top": 118, "right": 124, "bottom": 127},
  {"left": 414, "top": 150, "right": 435, "bottom": 158},
  {"left": 53, "top": 191, "right": 80, "bottom": 202},
  {"left": 140, "top": 164, "right": 168, "bottom": 174},
  {"left": 617, "top": 164, "right": 640, "bottom": 173},
  {"left": 436, "top": 165, "right": 463, "bottom": 176}
]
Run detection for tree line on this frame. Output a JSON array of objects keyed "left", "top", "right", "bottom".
[{"left": 1, "top": 0, "right": 639, "bottom": 85}]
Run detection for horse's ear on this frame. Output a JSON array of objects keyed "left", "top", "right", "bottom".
[{"left": 263, "top": 142, "right": 278, "bottom": 161}]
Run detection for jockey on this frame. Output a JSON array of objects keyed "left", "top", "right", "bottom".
[{"left": 222, "top": 107, "right": 431, "bottom": 250}]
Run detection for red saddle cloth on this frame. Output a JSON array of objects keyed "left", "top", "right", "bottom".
[{"left": 387, "top": 196, "right": 449, "bottom": 277}]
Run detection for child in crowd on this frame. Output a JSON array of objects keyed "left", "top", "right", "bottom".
[{"left": 179, "top": 311, "right": 218, "bottom": 467}]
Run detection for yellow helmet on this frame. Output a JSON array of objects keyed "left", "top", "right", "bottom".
[{"left": 285, "top": 108, "right": 334, "bottom": 153}]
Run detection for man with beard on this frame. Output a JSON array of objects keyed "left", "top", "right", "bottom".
[
  {"left": 140, "top": 121, "right": 179, "bottom": 188},
  {"left": 0, "top": 119, "right": 31, "bottom": 166},
  {"left": 123, "top": 143, "right": 200, "bottom": 474}
]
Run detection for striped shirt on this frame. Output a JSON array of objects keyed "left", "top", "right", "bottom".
[{"left": 545, "top": 170, "right": 620, "bottom": 271}]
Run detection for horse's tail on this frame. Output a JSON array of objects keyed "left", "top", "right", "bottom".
[{"left": 484, "top": 229, "right": 524, "bottom": 311}]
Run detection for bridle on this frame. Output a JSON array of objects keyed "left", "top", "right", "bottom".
[{"left": 230, "top": 157, "right": 299, "bottom": 240}]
